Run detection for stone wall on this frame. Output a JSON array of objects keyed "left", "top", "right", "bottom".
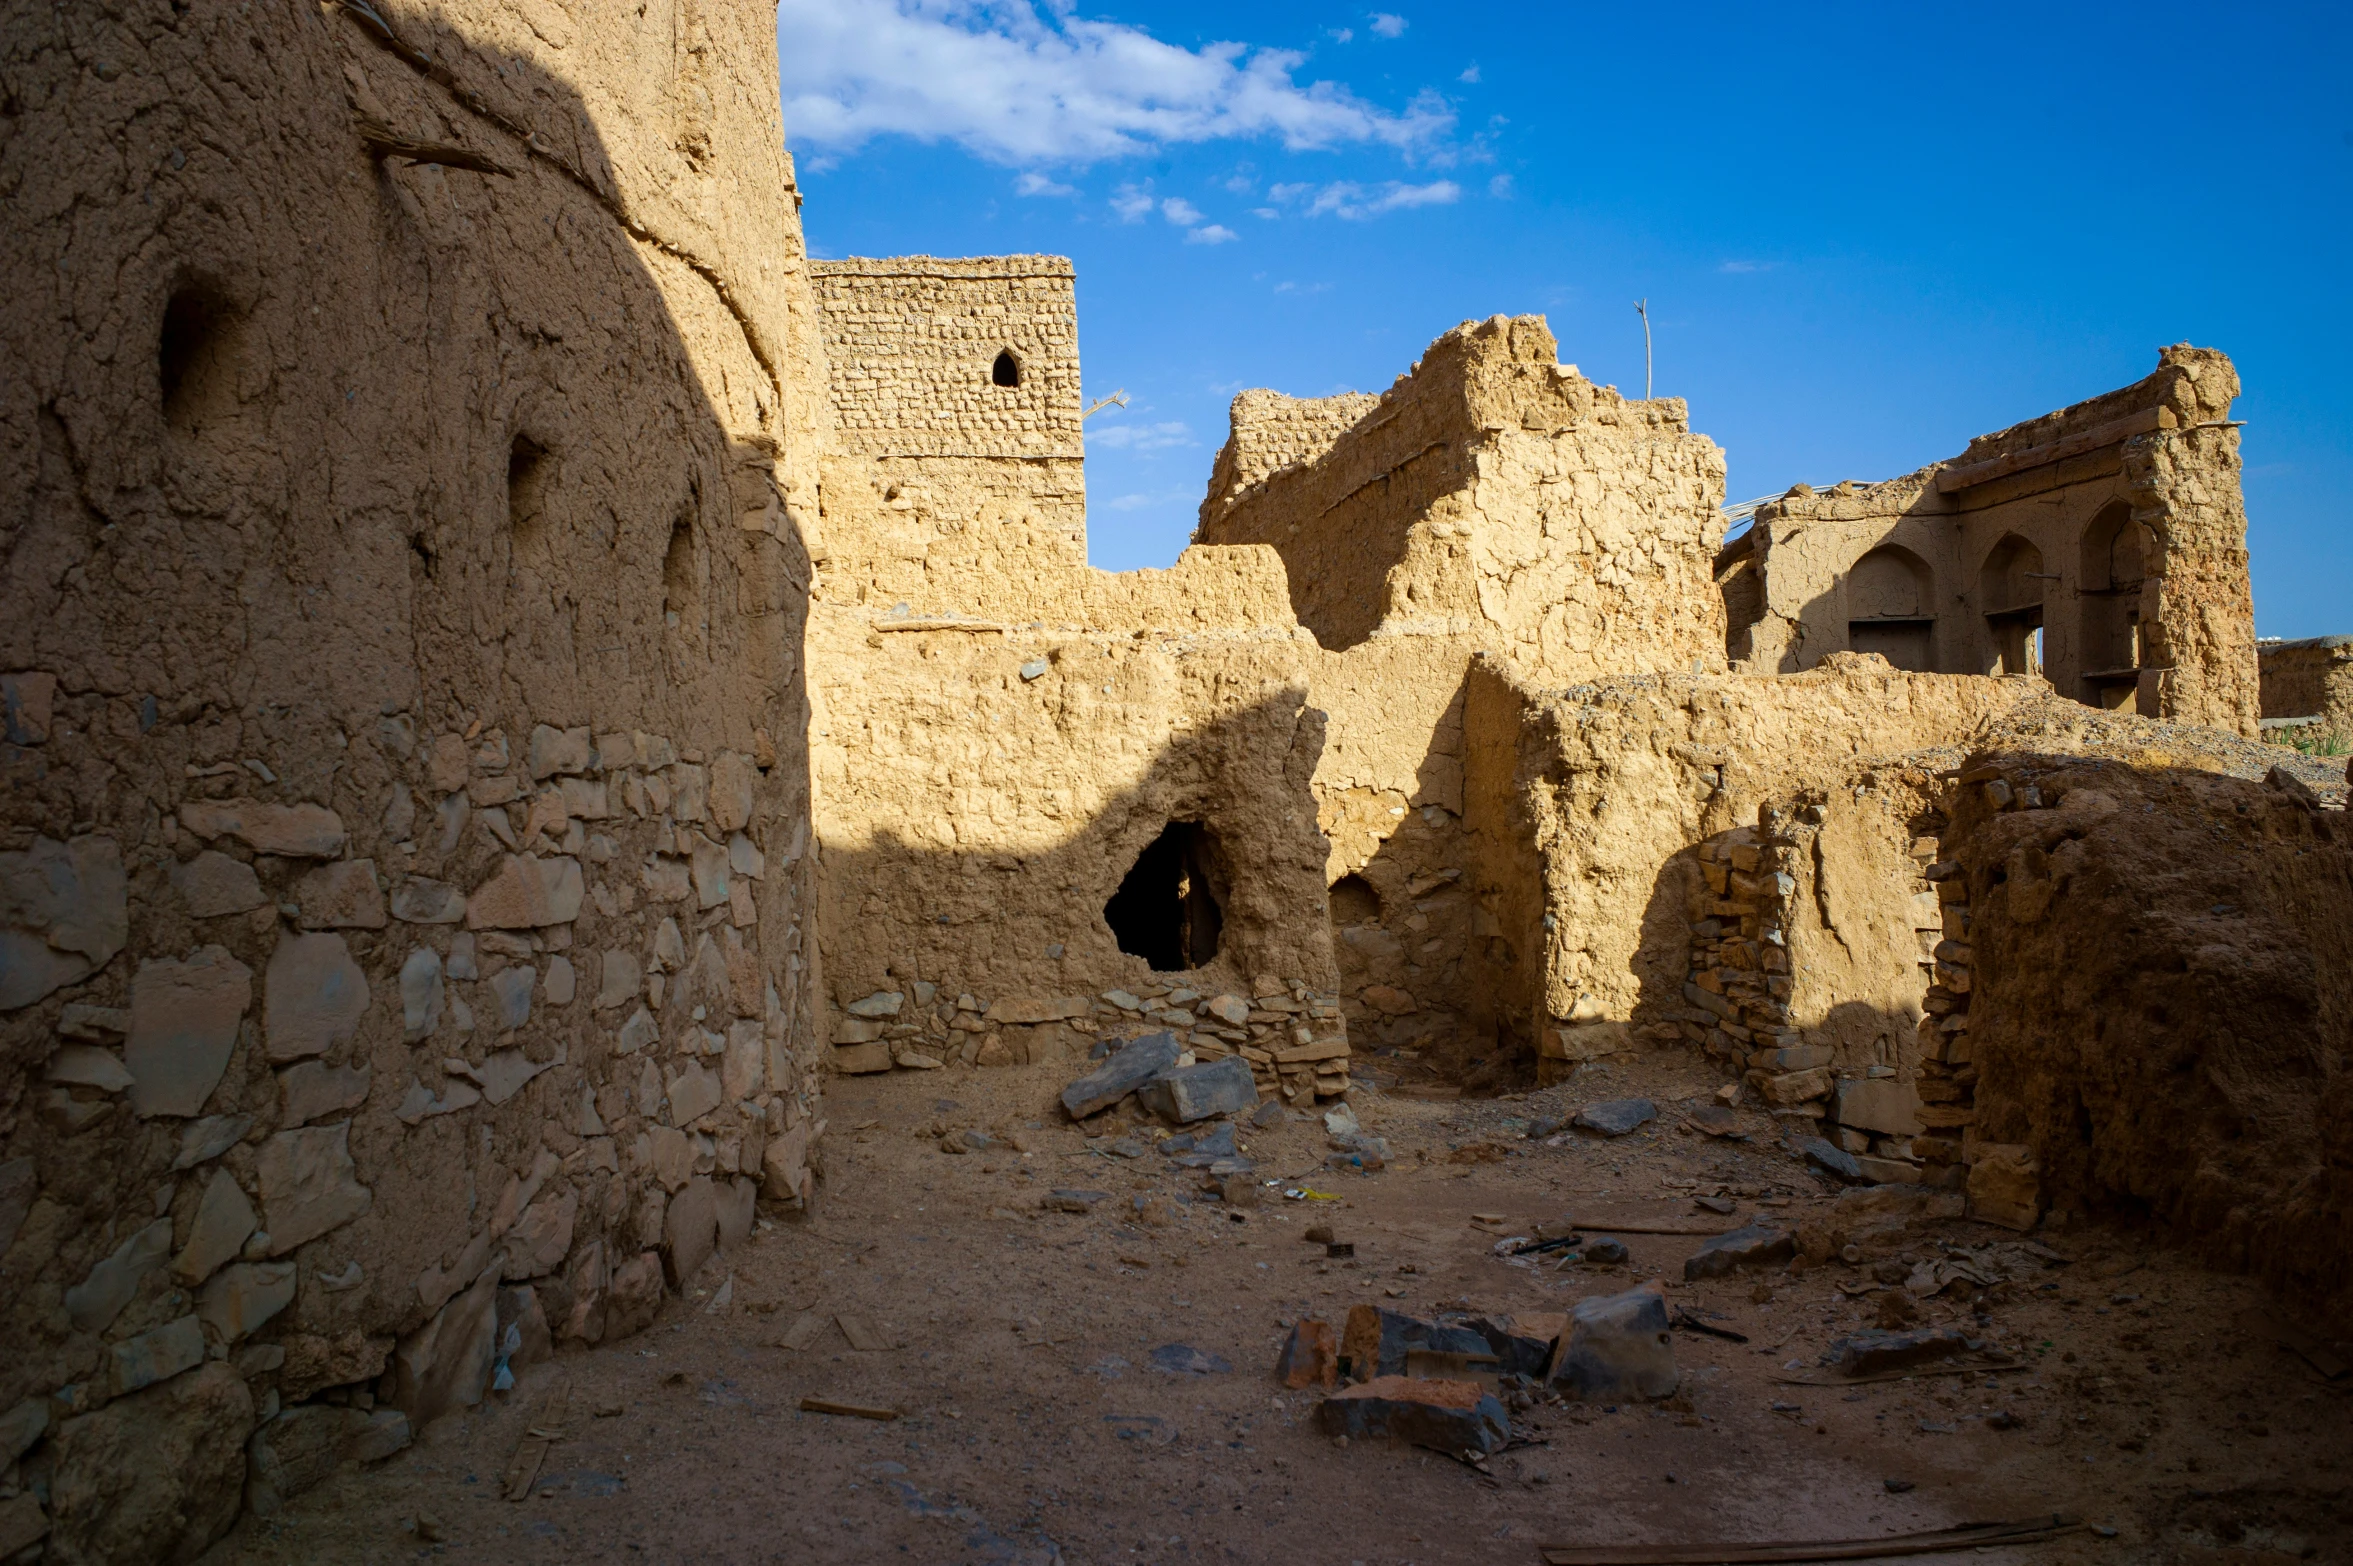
[
  {"left": 1941, "top": 748, "right": 2353, "bottom": 1321},
  {"left": 1732, "top": 347, "right": 2259, "bottom": 736},
  {"left": 809, "top": 255, "right": 1087, "bottom": 569},
  {"left": 2258, "top": 635, "right": 2353, "bottom": 743},
  {"left": 0, "top": 0, "right": 817, "bottom": 1555}
]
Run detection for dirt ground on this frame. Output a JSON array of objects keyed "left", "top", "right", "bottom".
[{"left": 212, "top": 1056, "right": 2353, "bottom": 1565}]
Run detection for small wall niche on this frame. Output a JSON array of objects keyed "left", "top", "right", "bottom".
[
  {"left": 1328, "top": 873, "right": 1381, "bottom": 927},
  {"left": 662, "top": 510, "right": 704, "bottom": 643},
  {"left": 157, "top": 280, "right": 244, "bottom": 437},
  {"left": 991, "top": 349, "right": 1021, "bottom": 388},
  {"left": 1105, "top": 821, "right": 1226, "bottom": 972},
  {"left": 508, "top": 436, "right": 552, "bottom": 569}
]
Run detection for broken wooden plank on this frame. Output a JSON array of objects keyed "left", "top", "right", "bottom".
[
  {"left": 1771, "top": 1355, "right": 2024, "bottom": 1388},
  {"left": 776, "top": 1310, "right": 834, "bottom": 1352},
  {"left": 1538, "top": 1514, "right": 2084, "bottom": 1565},
  {"left": 798, "top": 1396, "right": 899, "bottom": 1421},
  {"left": 502, "top": 1377, "right": 569, "bottom": 1502}
]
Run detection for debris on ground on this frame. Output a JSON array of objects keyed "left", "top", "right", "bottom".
[
  {"left": 1683, "top": 1223, "right": 1795, "bottom": 1280},
  {"left": 1573, "top": 1099, "right": 1658, "bottom": 1136},
  {"left": 1315, "top": 1376, "right": 1512, "bottom": 1455},
  {"left": 1550, "top": 1283, "right": 1679, "bottom": 1401}
]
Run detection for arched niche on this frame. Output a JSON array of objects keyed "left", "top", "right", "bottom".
[
  {"left": 2076, "top": 501, "right": 2145, "bottom": 708},
  {"left": 1979, "top": 534, "right": 2046, "bottom": 677},
  {"left": 1845, "top": 544, "right": 1936, "bottom": 672}
]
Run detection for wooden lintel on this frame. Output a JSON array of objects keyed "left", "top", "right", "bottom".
[{"left": 1934, "top": 406, "right": 2168, "bottom": 494}]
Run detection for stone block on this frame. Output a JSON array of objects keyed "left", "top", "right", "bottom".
[
  {"left": 174, "top": 850, "right": 267, "bottom": 918},
  {"left": 398, "top": 948, "right": 444, "bottom": 1042},
  {"left": 64, "top": 1218, "right": 173, "bottom": 1333},
  {"left": 1339, "top": 1306, "right": 1488, "bottom": 1381},
  {"left": 1854, "top": 1155, "right": 1921, "bottom": 1185},
  {"left": 390, "top": 875, "right": 466, "bottom": 924},
  {"left": 488, "top": 963, "right": 535, "bottom": 1029},
  {"left": 1834, "top": 1076, "right": 1924, "bottom": 1136},
  {"left": 1827, "top": 1326, "right": 1975, "bottom": 1376},
  {"left": 108, "top": 1314, "right": 205, "bottom": 1395},
  {"left": 666, "top": 1060, "right": 722, "bottom": 1127},
  {"left": 1967, "top": 1144, "right": 2042, "bottom": 1231},
  {"left": 1462, "top": 1314, "right": 1561, "bottom": 1379},
  {"left": 1139, "top": 1056, "right": 1257, "bottom": 1123},
  {"left": 198, "top": 1261, "right": 297, "bottom": 1342},
  {"left": 1314, "top": 1376, "right": 1511, "bottom": 1455},
  {"left": 1682, "top": 1222, "right": 1794, "bottom": 1280},
  {"left": 984, "top": 994, "right": 1092, "bottom": 1025},
  {"left": 1801, "top": 1136, "right": 1866, "bottom": 1181},
  {"left": 1548, "top": 1283, "right": 1678, "bottom": 1401},
  {"left": 125, "top": 945, "right": 252, "bottom": 1116},
  {"left": 717, "top": 1174, "right": 757, "bottom": 1249},
  {"left": 0, "top": 1398, "right": 47, "bottom": 1467},
  {"left": 605, "top": 1250, "right": 666, "bottom": 1340},
  {"left": 390, "top": 1269, "right": 499, "bottom": 1430},
  {"left": 1060, "top": 1031, "right": 1182, "bottom": 1119},
  {"left": 464, "top": 853, "right": 584, "bottom": 930},
  {"left": 502, "top": 1191, "right": 577, "bottom": 1280},
  {"left": 263, "top": 932, "right": 369, "bottom": 1063},
  {"left": 179, "top": 799, "right": 346, "bottom": 858},
  {"left": 1042, "top": 1189, "right": 1109, "bottom": 1213},
  {"left": 295, "top": 858, "right": 386, "bottom": 929},
  {"left": 846, "top": 990, "right": 904, "bottom": 1018},
  {"left": 173, "top": 1167, "right": 258, "bottom": 1285},
  {"left": 1759, "top": 1066, "right": 1833, "bottom": 1105},
  {"left": 255, "top": 1122, "right": 372, "bottom": 1254},
  {"left": 47, "top": 1043, "right": 132, "bottom": 1093},
  {"left": 596, "top": 950, "right": 643, "bottom": 1010},
  {"left": 663, "top": 1175, "right": 719, "bottom": 1286},
  {"left": 47, "top": 1361, "right": 250, "bottom": 1566},
  {"left": 710, "top": 751, "right": 755, "bottom": 832},
  {"left": 527, "top": 724, "right": 593, "bottom": 780},
  {"left": 1572, "top": 1098, "right": 1657, "bottom": 1136},
  {"left": 278, "top": 1060, "right": 369, "bottom": 1127},
  {"left": 246, "top": 1404, "right": 413, "bottom": 1514}
]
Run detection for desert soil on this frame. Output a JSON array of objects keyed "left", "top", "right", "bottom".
[{"left": 212, "top": 1056, "right": 2352, "bottom": 1565}]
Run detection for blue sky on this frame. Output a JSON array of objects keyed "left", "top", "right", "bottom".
[{"left": 780, "top": 0, "right": 2352, "bottom": 637}]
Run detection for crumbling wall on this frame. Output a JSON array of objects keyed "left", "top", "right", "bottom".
[
  {"left": 804, "top": 546, "right": 1352, "bottom": 1101},
  {"left": 1197, "top": 315, "right": 1727, "bottom": 682},
  {"left": 1943, "top": 753, "right": 2353, "bottom": 1321},
  {"left": 0, "top": 0, "right": 817, "bottom": 1554},
  {"left": 1467, "top": 656, "right": 2052, "bottom": 1084},
  {"left": 2257, "top": 635, "right": 2353, "bottom": 744},
  {"left": 1737, "top": 347, "right": 2258, "bottom": 736}
]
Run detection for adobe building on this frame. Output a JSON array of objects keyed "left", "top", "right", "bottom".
[{"left": 1, "top": 0, "right": 2345, "bottom": 1556}]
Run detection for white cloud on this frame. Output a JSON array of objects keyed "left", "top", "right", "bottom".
[
  {"left": 1090, "top": 421, "right": 1197, "bottom": 451},
  {"left": 1370, "top": 12, "right": 1408, "bottom": 37},
  {"left": 1459, "top": 64, "right": 1479, "bottom": 83},
  {"left": 1329, "top": 26, "right": 1354, "bottom": 42},
  {"left": 1186, "top": 223, "right": 1239, "bottom": 244},
  {"left": 1268, "top": 178, "right": 1460, "bottom": 219},
  {"left": 1488, "top": 172, "right": 1513, "bottom": 197},
  {"left": 1222, "top": 173, "right": 1255, "bottom": 193},
  {"left": 777, "top": 0, "right": 1453, "bottom": 165},
  {"left": 1161, "top": 196, "right": 1204, "bottom": 225},
  {"left": 1110, "top": 181, "right": 1157, "bottom": 221},
  {"left": 1251, "top": 205, "right": 1279, "bottom": 219},
  {"left": 1015, "top": 170, "right": 1076, "bottom": 196},
  {"left": 1718, "top": 259, "right": 1768, "bottom": 274}
]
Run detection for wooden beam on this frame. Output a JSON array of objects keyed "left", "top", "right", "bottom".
[{"left": 1934, "top": 407, "right": 2167, "bottom": 494}]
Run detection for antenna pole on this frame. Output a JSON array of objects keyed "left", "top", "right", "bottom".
[{"left": 1635, "top": 299, "right": 1652, "bottom": 400}]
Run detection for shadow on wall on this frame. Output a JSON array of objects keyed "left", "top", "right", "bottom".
[
  {"left": 1946, "top": 753, "right": 2353, "bottom": 1322},
  {"left": 813, "top": 687, "right": 1337, "bottom": 1059},
  {"left": 0, "top": 5, "right": 813, "bottom": 1560}
]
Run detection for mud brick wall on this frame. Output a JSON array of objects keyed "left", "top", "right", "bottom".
[{"left": 0, "top": 0, "right": 817, "bottom": 1557}]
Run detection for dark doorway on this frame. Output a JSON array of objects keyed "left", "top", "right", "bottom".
[
  {"left": 991, "top": 349, "right": 1022, "bottom": 387},
  {"left": 1105, "top": 821, "right": 1225, "bottom": 971}
]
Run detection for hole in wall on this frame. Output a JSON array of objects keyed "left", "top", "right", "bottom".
[
  {"left": 1328, "top": 873, "right": 1381, "bottom": 926},
  {"left": 991, "top": 349, "right": 1021, "bottom": 388},
  {"left": 508, "top": 436, "right": 551, "bottom": 568},
  {"left": 158, "top": 280, "right": 243, "bottom": 436},
  {"left": 662, "top": 510, "right": 701, "bottom": 637},
  {"left": 1105, "top": 821, "right": 1225, "bottom": 972}
]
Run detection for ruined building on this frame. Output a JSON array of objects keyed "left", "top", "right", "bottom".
[{"left": 1, "top": 0, "right": 2346, "bottom": 1558}]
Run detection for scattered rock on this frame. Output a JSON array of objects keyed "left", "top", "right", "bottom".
[
  {"left": 1549, "top": 1283, "right": 1678, "bottom": 1401},
  {"left": 1967, "top": 1144, "right": 2042, "bottom": 1231},
  {"left": 1801, "top": 1137, "right": 1865, "bottom": 1181},
  {"left": 1140, "top": 1056, "right": 1258, "bottom": 1123},
  {"left": 1581, "top": 1237, "right": 1631, "bottom": 1265},
  {"left": 1043, "top": 1189, "right": 1109, "bottom": 1213},
  {"left": 1683, "top": 1223, "right": 1795, "bottom": 1281},
  {"left": 1573, "top": 1098, "right": 1658, "bottom": 1137},
  {"left": 1059, "top": 1031, "right": 1181, "bottom": 1119},
  {"left": 1315, "top": 1376, "right": 1511, "bottom": 1455},
  {"left": 1341, "top": 1306, "right": 1489, "bottom": 1381},
  {"left": 1147, "top": 1344, "right": 1231, "bottom": 1375}
]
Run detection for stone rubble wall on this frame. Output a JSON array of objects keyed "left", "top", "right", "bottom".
[
  {"left": 1940, "top": 748, "right": 2353, "bottom": 1321},
  {"left": 2256, "top": 636, "right": 2353, "bottom": 740},
  {"left": 0, "top": 0, "right": 817, "bottom": 1557}
]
